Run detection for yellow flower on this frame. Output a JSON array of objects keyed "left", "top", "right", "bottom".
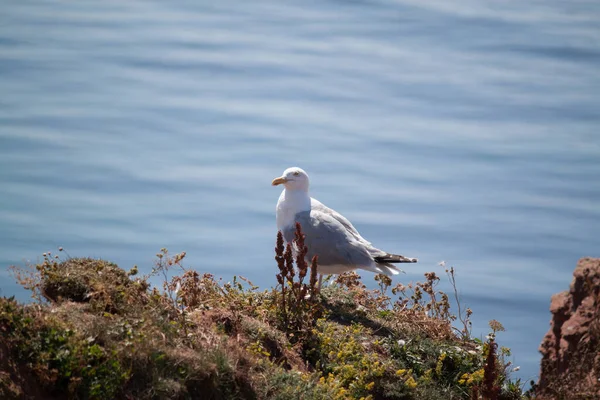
[
  {"left": 405, "top": 376, "right": 417, "bottom": 389},
  {"left": 365, "top": 382, "right": 375, "bottom": 390},
  {"left": 396, "top": 369, "right": 407, "bottom": 376},
  {"left": 459, "top": 369, "right": 484, "bottom": 386},
  {"left": 468, "top": 368, "right": 484, "bottom": 385},
  {"left": 435, "top": 352, "right": 447, "bottom": 376}
]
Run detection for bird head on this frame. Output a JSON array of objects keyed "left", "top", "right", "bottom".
[{"left": 271, "top": 167, "right": 310, "bottom": 192}]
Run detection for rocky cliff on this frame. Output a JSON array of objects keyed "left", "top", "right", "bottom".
[{"left": 537, "top": 257, "right": 600, "bottom": 399}]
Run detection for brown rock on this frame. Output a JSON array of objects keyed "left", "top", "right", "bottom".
[{"left": 536, "top": 257, "right": 600, "bottom": 399}]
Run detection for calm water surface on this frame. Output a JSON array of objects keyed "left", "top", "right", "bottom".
[{"left": 1, "top": 0, "right": 599, "bottom": 382}]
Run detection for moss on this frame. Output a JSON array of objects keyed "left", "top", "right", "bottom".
[
  {"left": 0, "top": 297, "right": 129, "bottom": 399},
  {"left": 39, "top": 257, "right": 147, "bottom": 314}
]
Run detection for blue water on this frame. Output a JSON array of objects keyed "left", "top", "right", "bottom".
[{"left": 1, "top": 0, "right": 599, "bottom": 383}]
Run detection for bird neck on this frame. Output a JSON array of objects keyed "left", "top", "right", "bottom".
[{"left": 283, "top": 188, "right": 311, "bottom": 212}]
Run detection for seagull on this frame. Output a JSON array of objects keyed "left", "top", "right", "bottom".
[{"left": 272, "top": 167, "right": 417, "bottom": 284}]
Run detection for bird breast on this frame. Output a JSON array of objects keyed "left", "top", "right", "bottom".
[{"left": 275, "top": 190, "right": 310, "bottom": 231}]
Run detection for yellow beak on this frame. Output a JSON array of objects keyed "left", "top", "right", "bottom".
[{"left": 271, "top": 176, "right": 287, "bottom": 186}]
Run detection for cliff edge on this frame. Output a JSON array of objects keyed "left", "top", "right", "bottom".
[{"left": 537, "top": 257, "right": 600, "bottom": 399}]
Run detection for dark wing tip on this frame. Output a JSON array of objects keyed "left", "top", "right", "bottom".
[{"left": 374, "top": 254, "right": 418, "bottom": 264}]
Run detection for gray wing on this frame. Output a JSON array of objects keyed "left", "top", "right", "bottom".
[
  {"left": 282, "top": 210, "right": 374, "bottom": 267},
  {"left": 310, "top": 199, "right": 373, "bottom": 246}
]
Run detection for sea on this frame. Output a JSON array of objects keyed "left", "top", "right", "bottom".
[{"left": 1, "top": 0, "right": 599, "bottom": 384}]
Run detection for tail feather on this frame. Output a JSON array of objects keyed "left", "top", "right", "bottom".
[
  {"left": 374, "top": 253, "right": 418, "bottom": 264},
  {"left": 362, "top": 263, "right": 403, "bottom": 276},
  {"left": 377, "top": 263, "right": 404, "bottom": 276}
]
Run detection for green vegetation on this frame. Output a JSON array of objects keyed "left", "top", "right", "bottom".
[{"left": 1, "top": 225, "right": 527, "bottom": 399}]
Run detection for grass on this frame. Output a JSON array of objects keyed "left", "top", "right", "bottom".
[{"left": 1, "top": 226, "right": 528, "bottom": 399}]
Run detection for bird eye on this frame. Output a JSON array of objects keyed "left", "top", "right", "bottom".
[{"left": 293, "top": 171, "right": 300, "bottom": 176}]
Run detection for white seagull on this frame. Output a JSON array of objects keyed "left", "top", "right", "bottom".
[{"left": 272, "top": 167, "right": 417, "bottom": 282}]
